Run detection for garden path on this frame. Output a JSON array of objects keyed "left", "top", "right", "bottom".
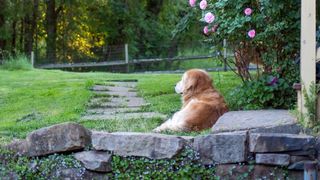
[{"left": 81, "top": 81, "right": 166, "bottom": 121}]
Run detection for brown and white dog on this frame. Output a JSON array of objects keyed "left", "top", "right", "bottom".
[{"left": 153, "top": 69, "right": 228, "bottom": 132}]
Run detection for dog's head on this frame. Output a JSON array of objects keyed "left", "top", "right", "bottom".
[{"left": 175, "top": 69, "right": 213, "bottom": 96}]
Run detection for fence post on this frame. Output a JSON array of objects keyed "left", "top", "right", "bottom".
[
  {"left": 31, "top": 51, "right": 34, "bottom": 68},
  {"left": 125, "top": 43, "right": 129, "bottom": 73},
  {"left": 223, "top": 39, "right": 227, "bottom": 71}
]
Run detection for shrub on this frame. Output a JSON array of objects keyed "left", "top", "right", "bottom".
[
  {"left": 301, "top": 83, "right": 320, "bottom": 132},
  {"left": 227, "top": 59, "right": 299, "bottom": 110},
  {"left": 1, "top": 54, "right": 33, "bottom": 71},
  {"left": 228, "top": 74, "right": 296, "bottom": 110},
  {"left": 186, "top": 0, "right": 300, "bottom": 109}
]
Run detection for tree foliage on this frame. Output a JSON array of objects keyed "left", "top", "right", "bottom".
[{"left": 0, "top": 0, "right": 202, "bottom": 64}]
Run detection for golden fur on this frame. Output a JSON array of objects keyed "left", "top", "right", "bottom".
[{"left": 153, "top": 69, "right": 228, "bottom": 132}]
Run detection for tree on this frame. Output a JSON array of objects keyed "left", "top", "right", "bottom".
[
  {"left": 45, "top": 0, "right": 62, "bottom": 62},
  {"left": 0, "top": 0, "right": 6, "bottom": 52},
  {"left": 23, "top": 0, "right": 39, "bottom": 56}
]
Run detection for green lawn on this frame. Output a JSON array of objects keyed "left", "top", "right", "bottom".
[
  {"left": 133, "top": 57, "right": 235, "bottom": 72},
  {"left": 0, "top": 69, "right": 240, "bottom": 143}
]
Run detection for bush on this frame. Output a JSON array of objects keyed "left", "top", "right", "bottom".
[
  {"left": 228, "top": 73, "right": 297, "bottom": 110},
  {"left": 1, "top": 54, "right": 33, "bottom": 71},
  {"left": 187, "top": 0, "right": 301, "bottom": 109}
]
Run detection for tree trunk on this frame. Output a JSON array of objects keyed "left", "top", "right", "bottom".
[
  {"left": 24, "top": 16, "right": 32, "bottom": 56},
  {"left": 11, "top": 21, "right": 17, "bottom": 54},
  {"left": 33, "top": 0, "right": 39, "bottom": 62},
  {"left": 0, "top": 0, "right": 6, "bottom": 51},
  {"left": 19, "top": 19, "right": 24, "bottom": 51},
  {"left": 45, "top": 0, "right": 59, "bottom": 63},
  {"left": 23, "top": 0, "right": 39, "bottom": 56}
]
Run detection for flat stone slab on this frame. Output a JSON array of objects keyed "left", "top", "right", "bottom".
[
  {"left": 82, "top": 112, "right": 166, "bottom": 121},
  {"left": 87, "top": 107, "right": 141, "bottom": 115},
  {"left": 95, "top": 91, "right": 138, "bottom": 97},
  {"left": 94, "top": 97, "right": 148, "bottom": 108},
  {"left": 110, "top": 81, "right": 137, "bottom": 88},
  {"left": 193, "top": 131, "right": 248, "bottom": 164},
  {"left": 249, "top": 133, "right": 315, "bottom": 153},
  {"left": 91, "top": 85, "right": 110, "bottom": 91},
  {"left": 212, "top": 110, "right": 302, "bottom": 134},
  {"left": 92, "top": 131, "right": 185, "bottom": 159},
  {"left": 106, "top": 86, "right": 136, "bottom": 93},
  {"left": 74, "top": 151, "right": 112, "bottom": 172},
  {"left": 255, "top": 153, "right": 290, "bottom": 166}
]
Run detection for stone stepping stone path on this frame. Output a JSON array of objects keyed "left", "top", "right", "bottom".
[{"left": 81, "top": 81, "right": 166, "bottom": 121}]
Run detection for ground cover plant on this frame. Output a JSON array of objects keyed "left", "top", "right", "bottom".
[{"left": 0, "top": 145, "right": 229, "bottom": 179}]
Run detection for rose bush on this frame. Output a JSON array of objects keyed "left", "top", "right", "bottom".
[{"left": 189, "top": 0, "right": 300, "bottom": 109}]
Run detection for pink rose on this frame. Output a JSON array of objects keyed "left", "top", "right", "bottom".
[
  {"left": 244, "top": 8, "right": 252, "bottom": 16},
  {"left": 204, "top": 12, "right": 215, "bottom": 23},
  {"left": 199, "top": 0, "right": 207, "bottom": 10},
  {"left": 189, "top": 0, "right": 196, "bottom": 7},
  {"left": 212, "top": 24, "right": 219, "bottom": 32},
  {"left": 203, "top": 26, "right": 209, "bottom": 35},
  {"left": 248, "top": 29, "right": 256, "bottom": 38}
]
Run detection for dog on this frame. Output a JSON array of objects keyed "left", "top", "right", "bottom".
[{"left": 153, "top": 69, "right": 228, "bottom": 132}]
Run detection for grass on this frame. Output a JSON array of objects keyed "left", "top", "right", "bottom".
[
  {"left": 133, "top": 57, "right": 233, "bottom": 72},
  {"left": 0, "top": 54, "right": 33, "bottom": 71},
  {"left": 0, "top": 68, "right": 240, "bottom": 143}
]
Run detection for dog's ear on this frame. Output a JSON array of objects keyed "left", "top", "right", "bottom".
[
  {"left": 183, "top": 74, "right": 198, "bottom": 95},
  {"left": 183, "top": 70, "right": 213, "bottom": 95}
]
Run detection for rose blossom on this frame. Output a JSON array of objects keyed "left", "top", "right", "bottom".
[
  {"left": 212, "top": 24, "right": 218, "bottom": 32},
  {"left": 199, "top": 0, "right": 207, "bottom": 10},
  {"left": 248, "top": 29, "right": 256, "bottom": 38},
  {"left": 204, "top": 12, "right": 215, "bottom": 23},
  {"left": 203, "top": 26, "right": 209, "bottom": 35},
  {"left": 244, "top": 8, "right": 252, "bottom": 16},
  {"left": 189, "top": 0, "right": 196, "bottom": 7}
]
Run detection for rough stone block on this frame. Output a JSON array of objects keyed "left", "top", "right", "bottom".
[
  {"left": 51, "top": 168, "right": 109, "bottom": 180},
  {"left": 26, "top": 122, "right": 91, "bottom": 157},
  {"left": 92, "top": 131, "right": 185, "bottom": 159},
  {"left": 193, "top": 131, "right": 247, "bottom": 164},
  {"left": 249, "top": 133, "right": 315, "bottom": 153},
  {"left": 288, "top": 149, "right": 317, "bottom": 159},
  {"left": 5, "top": 139, "right": 29, "bottom": 156},
  {"left": 216, "top": 164, "right": 303, "bottom": 180},
  {"left": 290, "top": 155, "right": 312, "bottom": 164},
  {"left": 255, "top": 153, "right": 290, "bottom": 166},
  {"left": 74, "top": 151, "right": 112, "bottom": 172}
]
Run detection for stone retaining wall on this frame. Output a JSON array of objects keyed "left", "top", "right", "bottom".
[{"left": 4, "top": 122, "right": 320, "bottom": 178}]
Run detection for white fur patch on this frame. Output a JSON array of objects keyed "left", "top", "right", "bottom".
[{"left": 175, "top": 80, "right": 183, "bottom": 94}]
